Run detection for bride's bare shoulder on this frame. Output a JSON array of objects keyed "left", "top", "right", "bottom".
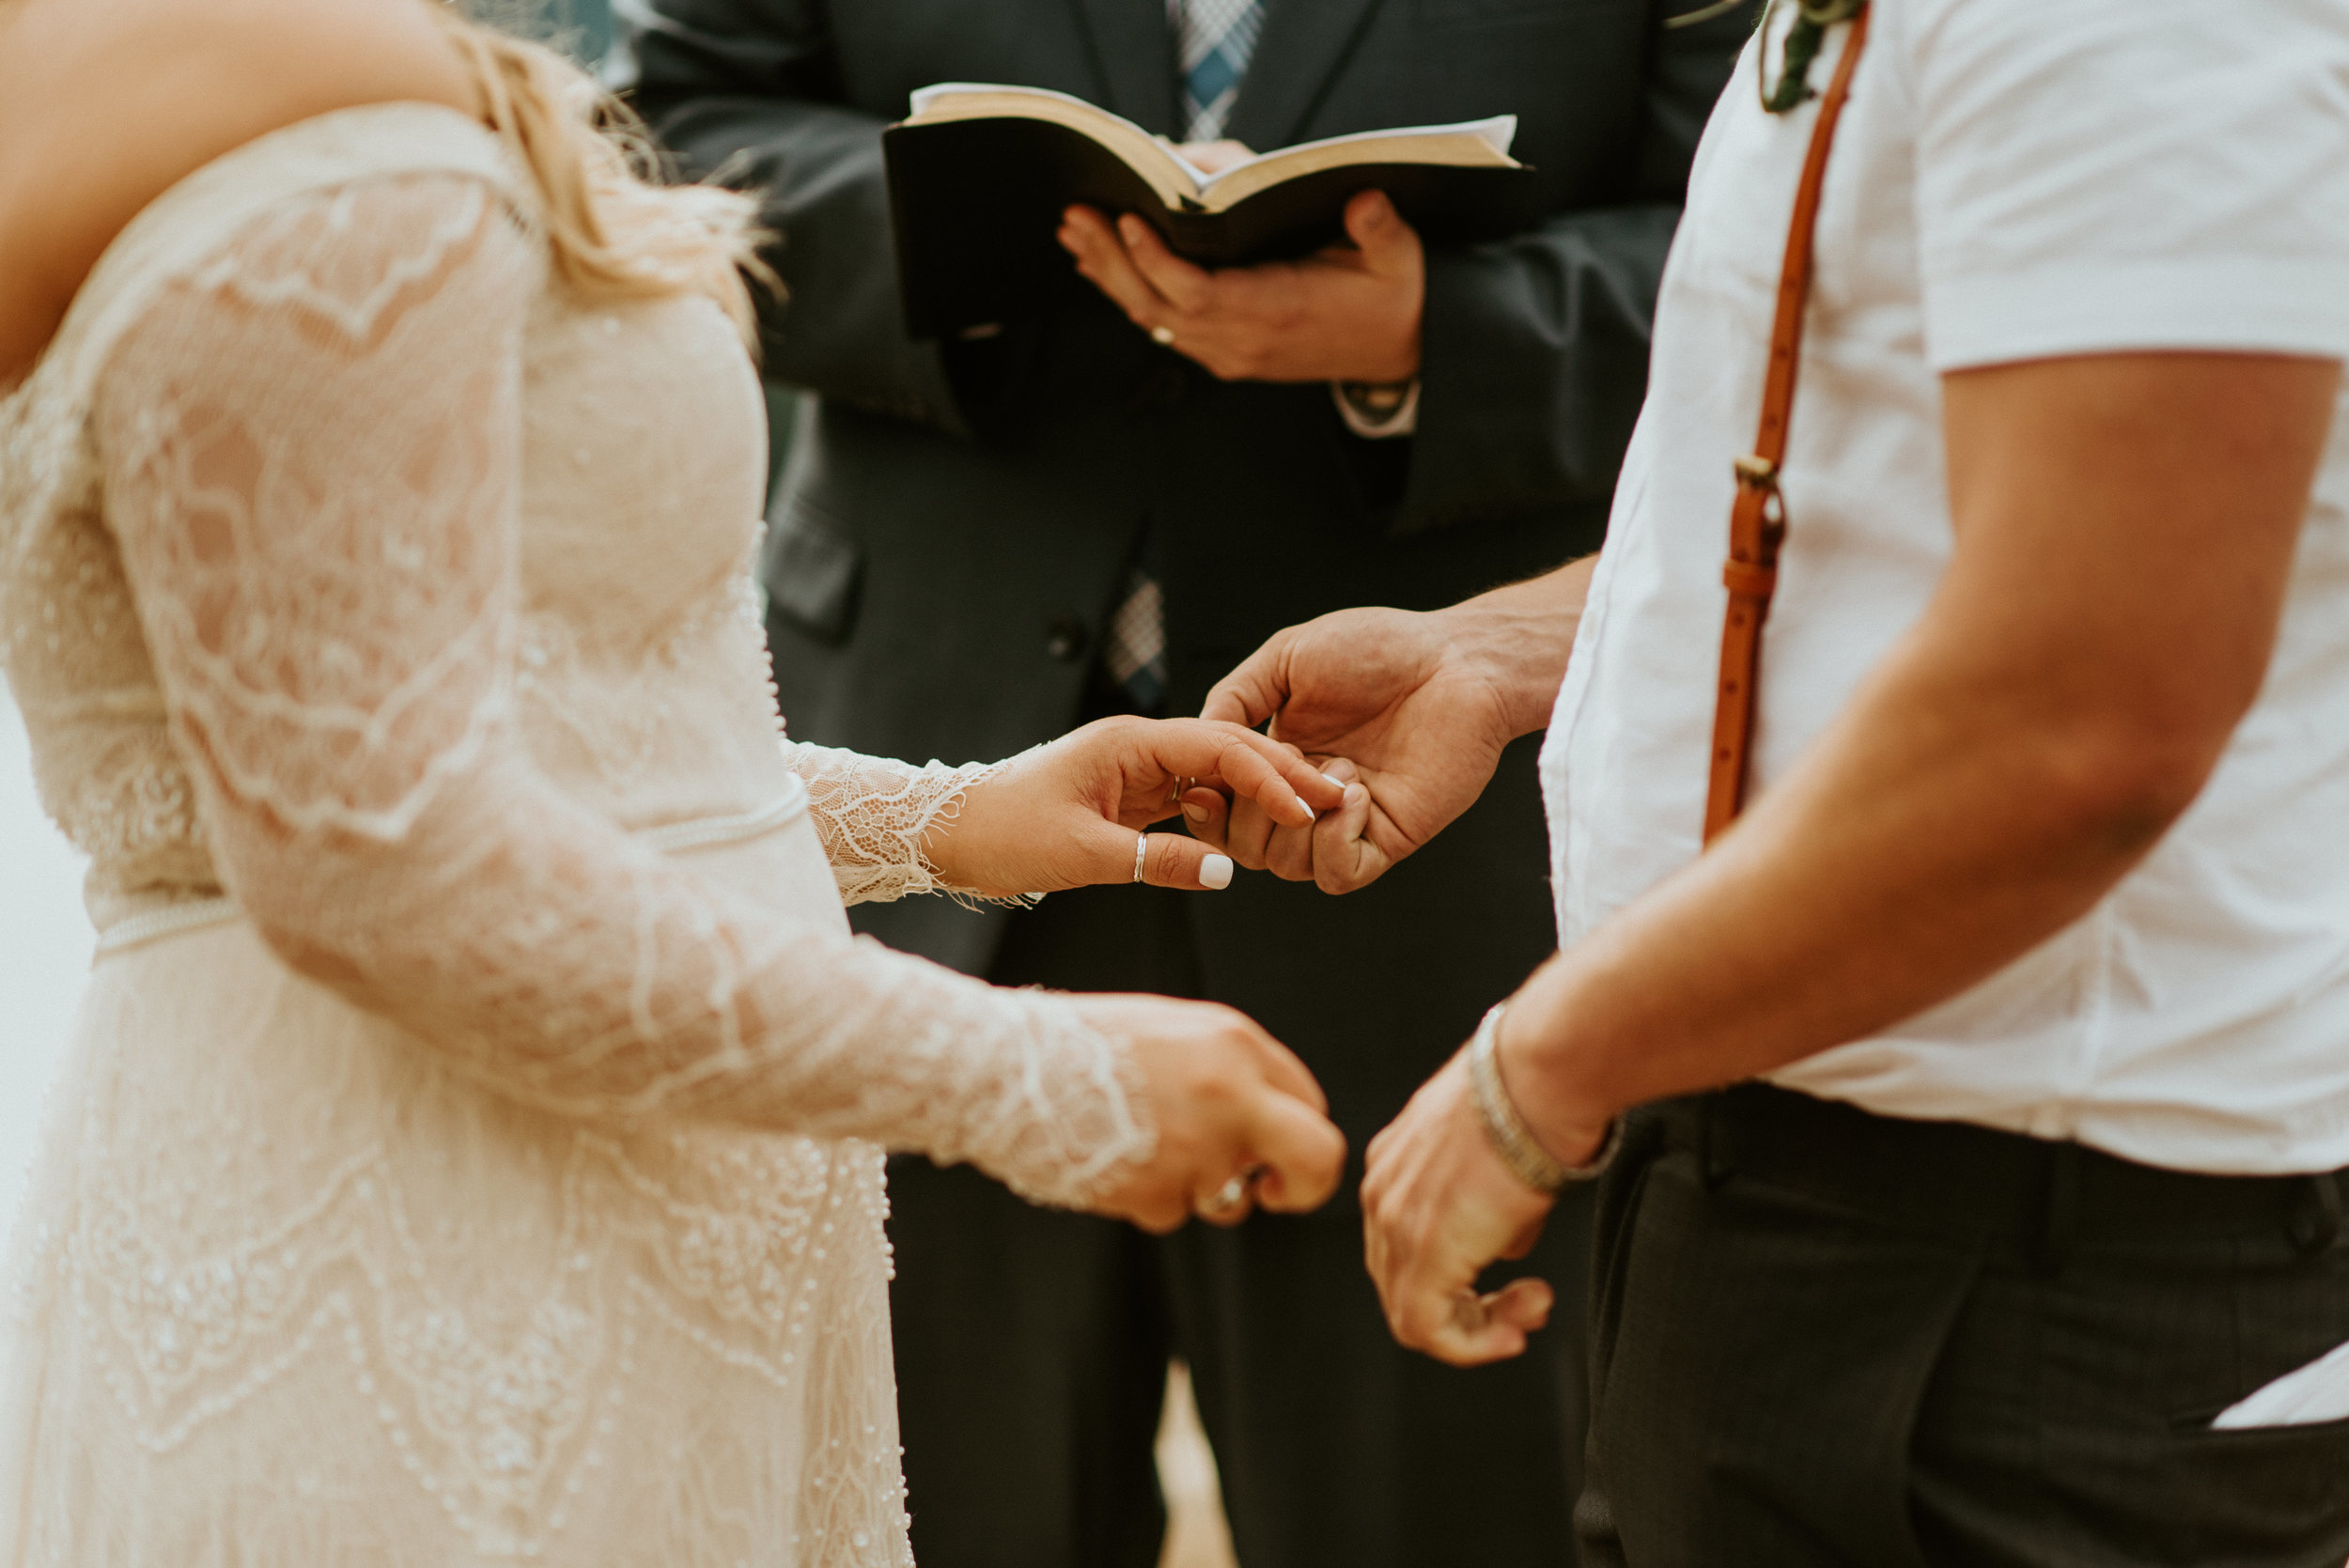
[{"left": 0, "top": 0, "right": 479, "bottom": 384}]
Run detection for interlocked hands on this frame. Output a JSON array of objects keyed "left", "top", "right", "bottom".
[
  {"left": 1192, "top": 604, "right": 1527, "bottom": 893},
  {"left": 936, "top": 586, "right": 1591, "bottom": 1296},
  {"left": 930, "top": 714, "right": 1344, "bottom": 897}
]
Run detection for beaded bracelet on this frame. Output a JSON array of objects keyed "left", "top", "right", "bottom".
[{"left": 1467, "top": 1002, "right": 1622, "bottom": 1192}]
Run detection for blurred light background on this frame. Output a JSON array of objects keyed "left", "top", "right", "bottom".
[{"left": 0, "top": 679, "right": 92, "bottom": 1240}]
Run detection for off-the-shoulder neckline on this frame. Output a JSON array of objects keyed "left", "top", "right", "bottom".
[{"left": 3, "top": 100, "right": 512, "bottom": 412}]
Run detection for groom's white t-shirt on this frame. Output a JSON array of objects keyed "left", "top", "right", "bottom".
[{"left": 1540, "top": 0, "right": 2349, "bottom": 1173}]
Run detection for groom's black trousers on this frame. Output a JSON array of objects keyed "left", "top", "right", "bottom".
[
  {"left": 884, "top": 734, "right": 1594, "bottom": 1568},
  {"left": 1579, "top": 1083, "right": 2349, "bottom": 1568}
]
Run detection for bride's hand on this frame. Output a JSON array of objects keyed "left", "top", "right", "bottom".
[
  {"left": 1066, "top": 992, "right": 1348, "bottom": 1232},
  {"left": 930, "top": 717, "right": 1346, "bottom": 897}
]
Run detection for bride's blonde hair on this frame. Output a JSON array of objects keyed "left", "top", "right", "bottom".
[{"left": 430, "top": 3, "right": 773, "bottom": 342}]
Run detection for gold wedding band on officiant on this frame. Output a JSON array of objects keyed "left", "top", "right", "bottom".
[{"left": 1150, "top": 325, "right": 1177, "bottom": 347}]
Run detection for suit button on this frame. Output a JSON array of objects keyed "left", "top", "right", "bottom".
[{"left": 1046, "top": 616, "right": 1089, "bottom": 662}]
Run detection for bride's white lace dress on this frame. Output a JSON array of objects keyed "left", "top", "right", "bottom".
[{"left": 0, "top": 103, "right": 1153, "bottom": 1566}]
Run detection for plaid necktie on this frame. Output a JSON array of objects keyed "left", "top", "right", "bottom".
[
  {"left": 1171, "top": 0, "right": 1267, "bottom": 142},
  {"left": 1097, "top": 1, "right": 1265, "bottom": 712},
  {"left": 1101, "top": 567, "right": 1168, "bottom": 711}
]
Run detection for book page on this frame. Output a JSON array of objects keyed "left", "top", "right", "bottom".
[
  {"left": 901, "top": 87, "right": 1520, "bottom": 219},
  {"left": 1197, "top": 116, "right": 1520, "bottom": 213},
  {"left": 904, "top": 83, "right": 1205, "bottom": 208}
]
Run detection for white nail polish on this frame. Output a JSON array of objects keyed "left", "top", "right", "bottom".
[
  {"left": 1201, "top": 854, "right": 1235, "bottom": 891},
  {"left": 1181, "top": 802, "right": 1209, "bottom": 823}
]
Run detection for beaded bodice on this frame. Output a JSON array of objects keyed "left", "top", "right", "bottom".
[{"left": 5, "top": 110, "right": 894, "bottom": 929}]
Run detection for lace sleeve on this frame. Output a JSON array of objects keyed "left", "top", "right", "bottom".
[
  {"left": 91, "top": 173, "right": 1150, "bottom": 1208},
  {"left": 780, "top": 739, "right": 1037, "bottom": 907}
]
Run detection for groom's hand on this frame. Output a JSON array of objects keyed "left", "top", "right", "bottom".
[
  {"left": 1361, "top": 1045, "right": 1575, "bottom": 1366},
  {"left": 1362, "top": 1047, "right": 1560, "bottom": 1361},
  {"left": 1198, "top": 560, "right": 1598, "bottom": 893},
  {"left": 1197, "top": 607, "right": 1519, "bottom": 893}
]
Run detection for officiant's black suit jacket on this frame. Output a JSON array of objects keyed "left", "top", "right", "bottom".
[
  {"left": 630, "top": 4, "right": 1743, "bottom": 1563},
  {"left": 630, "top": 0, "right": 1747, "bottom": 972}
]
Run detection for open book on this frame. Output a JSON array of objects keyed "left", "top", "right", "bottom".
[{"left": 882, "top": 84, "right": 1538, "bottom": 339}]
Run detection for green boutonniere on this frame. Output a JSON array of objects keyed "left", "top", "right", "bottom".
[{"left": 1760, "top": 0, "right": 1868, "bottom": 113}]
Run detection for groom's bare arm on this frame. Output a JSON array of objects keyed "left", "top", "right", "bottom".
[
  {"left": 1365, "top": 349, "right": 2341, "bottom": 1365},
  {"left": 1509, "top": 351, "right": 2337, "bottom": 1153},
  {"left": 1198, "top": 557, "right": 1597, "bottom": 892}
]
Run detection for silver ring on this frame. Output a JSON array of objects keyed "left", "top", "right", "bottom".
[
  {"left": 1132, "top": 832, "right": 1149, "bottom": 884},
  {"left": 1204, "top": 1172, "right": 1251, "bottom": 1213},
  {"left": 1150, "top": 325, "right": 1177, "bottom": 347}
]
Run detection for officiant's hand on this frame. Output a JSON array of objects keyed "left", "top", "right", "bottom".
[
  {"left": 929, "top": 716, "right": 1344, "bottom": 898},
  {"left": 1056, "top": 189, "right": 1423, "bottom": 383},
  {"left": 1072, "top": 992, "right": 1347, "bottom": 1233}
]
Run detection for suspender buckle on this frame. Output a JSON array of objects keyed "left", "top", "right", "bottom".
[{"left": 1735, "top": 455, "right": 1790, "bottom": 536}]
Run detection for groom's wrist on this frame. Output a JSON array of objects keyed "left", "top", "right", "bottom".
[
  {"left": 1498, "top": 956, "right": 1631, "bottom": 1162},
  {"left": 1438, "top": 556, "right": 1598, "bottom": 739}
]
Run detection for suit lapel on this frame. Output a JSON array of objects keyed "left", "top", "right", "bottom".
[
  {"left": 1223, "top": 0, "right": 1393, "bottom": 152},
  {"left": 1066, "top": 0, "right": 1181, "bottom": 134}
]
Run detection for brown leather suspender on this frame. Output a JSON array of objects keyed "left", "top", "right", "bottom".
[{"left": 1702, "top": 2, "right": 1873, "bottom": 843}]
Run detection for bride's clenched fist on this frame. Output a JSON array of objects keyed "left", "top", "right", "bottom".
[{"left": 1067, "top": 993, "right": 1347, "bottom": 1233}]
